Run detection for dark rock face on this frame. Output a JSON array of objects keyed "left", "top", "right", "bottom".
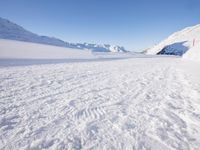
[{"left": 157, "top": 41, "right": 189, "bottom": 56}]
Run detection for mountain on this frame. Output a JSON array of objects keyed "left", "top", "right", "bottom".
[
  {"left": 0, "top": 17, "right": 128, "bottom": 52},
  {"left": 146, "top": 24, "right": 200, "bottom": 61}
]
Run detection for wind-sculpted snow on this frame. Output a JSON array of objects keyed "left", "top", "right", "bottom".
[{"left": 0, "top": 57, "right": 200, "bottom": 149}]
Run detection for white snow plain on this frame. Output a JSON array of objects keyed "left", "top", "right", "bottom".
[
  {"left": 0, "top": 39, "right": 200, "bottom": 150},
  {"left": 1, "top": 55, "right": 200, "bottom": 149}
]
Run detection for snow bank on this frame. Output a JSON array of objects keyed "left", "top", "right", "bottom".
[{"left": 183, "top": 45, "right": 200, "bottom": 61}]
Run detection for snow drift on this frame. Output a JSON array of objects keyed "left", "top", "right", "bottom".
[
  {"left": 0, "top": 17, "right": 127, "bottom": 52},
  {"left": 183, "top": 44, "right": 200, "bottom": 61},
  {"left": 146, "top": 24, "right": 200, "bottom": 61}
]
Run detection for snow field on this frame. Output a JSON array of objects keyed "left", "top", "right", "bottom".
[{"left": 0, "top": 57, "right": 200, "bottom": 149}]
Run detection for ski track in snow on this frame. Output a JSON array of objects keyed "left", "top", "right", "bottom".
[{"left": 0, "top": 57, "right": 200, "bottom": 150}]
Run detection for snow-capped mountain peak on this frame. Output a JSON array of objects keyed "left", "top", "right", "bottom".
[
  {"left": 146, "top": 24, "right": 200, "bottom": 61},
  {"left": 0, "top": 17, "right": 128, "bottom": 52}
]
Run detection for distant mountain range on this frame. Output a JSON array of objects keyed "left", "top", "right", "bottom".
[{"left": 0, "top": 17, "right": 128, "bottom": 52}]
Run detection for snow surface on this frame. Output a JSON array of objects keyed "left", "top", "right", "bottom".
[
  {"left": 146, "top": 24, "right": 200, "bottom": 61},
  {"left": 0, "top": 17, "right": 127, "bottom": 52},
  {"left": 183, "top": 44, "right": 200, "bottom": 62},
  {"left": 0, "top": 39, "right": 137, "bottom": 67},
  {"left": 0, "top": 39, "right": 94, "bottom": 59},
  {"left": 1, "top": 55, "right": 200, "bottom": 149}
]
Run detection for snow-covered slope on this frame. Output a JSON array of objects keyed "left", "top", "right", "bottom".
[
  {"left": 0, "top": 17, "right": 68, "bottom": 47},
  {"left": 0, "top": 17, "right": 127, "bottom": 52},
  {"left": 0, "top": 39, "right": 134, "bottom": 65},
  {"left": 0, "top": 39, "right": 94, "bottom": 59},
  {"left": 146, "top": 24, "right": 200, "bottom": 61}
]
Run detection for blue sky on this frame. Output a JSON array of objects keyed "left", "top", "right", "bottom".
[{"left": 0, "top": 0, "right": 200, "bottom": 51}]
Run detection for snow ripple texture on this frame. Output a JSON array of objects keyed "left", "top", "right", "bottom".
[{"left": 0, "top": 57, "right": 200, "bottom": 150}]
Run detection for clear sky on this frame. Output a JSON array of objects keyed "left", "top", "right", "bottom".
[{"left": 0, "top": 0, "right": 200, "bottom": 51}]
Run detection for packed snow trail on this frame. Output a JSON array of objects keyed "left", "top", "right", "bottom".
[{"left": 0, "top": 57, "right": 200, "bottom": 150}]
